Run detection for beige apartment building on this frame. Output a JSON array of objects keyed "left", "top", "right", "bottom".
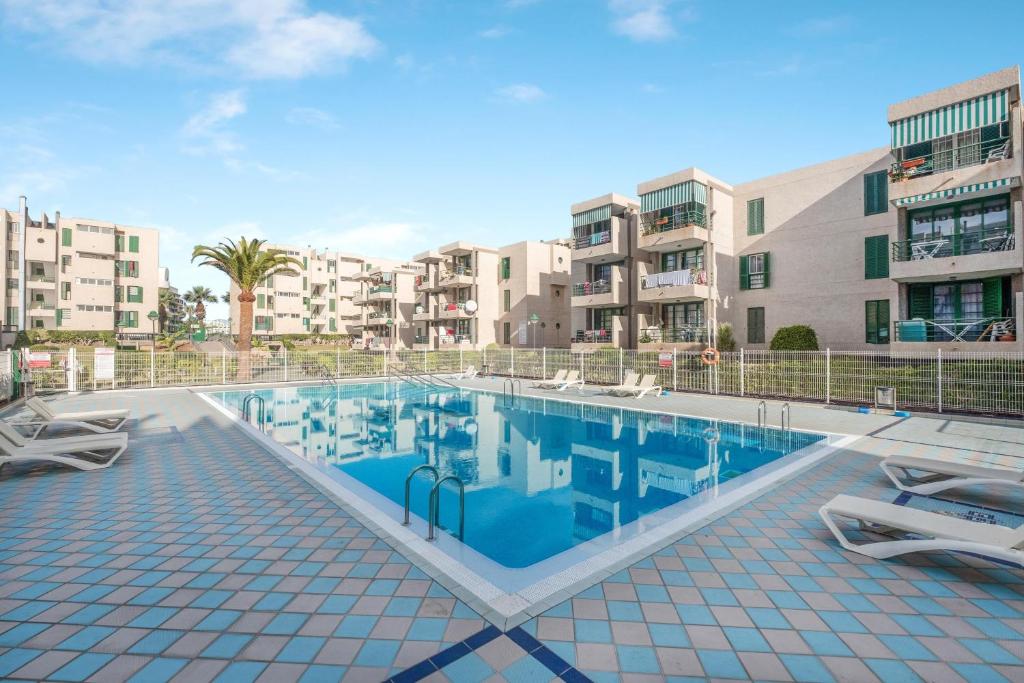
[
  {"left": 571, "top": 66, "right": 1023, "bottom": 353},
  {"left": 411, "top": 239, "right": 570, "bottom": 350},
  {"left": 0, "top": 197, "right": 161, "bottom": 335},
  {"left": 231, "top": 246, "right": 423, "bottom": 349}
]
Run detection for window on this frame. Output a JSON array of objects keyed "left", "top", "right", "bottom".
[
  {"left": 329, "top": 298, "right": 336, "bottom": 312},
  {"left": 115, "top": 310, "right": 138, "bottom": 328},
  {"left": 5, "top": 307, "right": 16, "bottom": 325},
  {"left": 61, "top": 227, "right": 72, "bottom": 247},
  {"left": 128, "top": 235, "right": 139, "bottom": 253},
  {"left": 302, "top": 256, "right": 308, "bottom": 270},
  {"left": 500, "top": 257, "right": 511, "bottom": 279},
  {"left": 661, "top": 248, "right": 703, "bottom": 272},
  {"left": 115, "top": 286, "right": 123, "bottom": 302},
  {"left": 5, "top": 279, "right": 15, "bottom": 290},
  {"left": 747, "top": 307, "right": 765, "bottom": 344},
  {"left": 594, "top": 307, "right": 623, "bottom": 331},
  {"left": 863, "top": 171, "right": 888, "bottom": 215},
  {"left": 746, "top": 198, "right": 764, "bottom": 235},
  {"left": 503, "top": 322, "right": 511, "bottom": 345},
  {"left": 865, "top": 300, "right": 890, "bottom": 344},
  {"left": 256, "top": 293, "right": 265, "bottom": 308},
  {"left": 739, "top": 252, "right": 770, "bottom": 289},
  {"left": 115, "top": 260, "right": 139, "bottom": 277},
  {"left": 907, "top": 195, "right": 1010, "bottom": 256},
  {"left": 115, "top": 234, "right": 125, "bottom": 251},
  {"left": 126, "top": 286, "right": 143, "bottom": 303},
  {"left": 864, "top": 235, "right": 889, "bottom": 279},
  {"left": 503, "top": 289, "right": 511, "bottom": 312},
  {"left": 62, "top": 282, "right": 71, "bottom": 301}
]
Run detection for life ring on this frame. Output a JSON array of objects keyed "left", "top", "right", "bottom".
[{"left": 700, "top": 348, "right": 720, "bottom": 366}]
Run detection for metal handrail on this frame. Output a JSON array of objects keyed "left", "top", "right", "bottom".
[
  {"left": 403, "top": 464, "right": 439, "bottom": 526},
  {"left": 891, "top": 226, "right": 1013, "bottom": 262},
  {"left": 388, "top": 358, "right": 459, "bottom": 390},
  {"left": 639, "top": 208, "right": 708, "bottom": 235},
  {"left": 573, "top": 231, "right": 611, "bottom": 249},
  {"left": 757, "top": 400, "right": 766, "bottom": 430},
  {"left": 503, "top": 378, "right": 521, "bottom": 406},
  {"left": 781, "top": 403, "right": 790, "bottom": 432},
  {"left": 890, "top": 135, "right": 1011, "bottom": 181},
  {"left": 894, "top": 317, "right": 1015, "bottom": 343},
  {"left": 428, "top": 475, "right": 465, "bottom": 541},
  {"left": 241, "top": 394, "right": 266, "bottom": 430},
  {"left": 572, "top": 280, "right": 612, "bottom": 296}
]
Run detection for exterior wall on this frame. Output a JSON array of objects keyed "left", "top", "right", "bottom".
[{"left": 497, "top": 240, "right": 571, "bottom": 348}]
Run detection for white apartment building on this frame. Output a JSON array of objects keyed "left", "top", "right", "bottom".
[
  {"left": 0, "top": 196, "right": 161, "bottom": 334},
  {"left": 411, "top": 239, "right": 571, "bottom": 350},
  {"left": 231, "top": 246, "right": 423, "bottom": 349},
  {"left": 571, "top": 66, "right": 1023, "bottom": 353}
]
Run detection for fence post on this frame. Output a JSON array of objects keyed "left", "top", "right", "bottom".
[
  {"left": 149, "top": 346, "right": 155, "bottom": 388},
  {"left": 825, "top": 348, "right": 831, "bottom": 404},
  {"left": 67, "top": 347, "right": 77, "bottom": 392},
  {"left": 336, "top": 345, "right": 341, "bottom": 379},
  {"left": 423, "top": 349, "right": 428, "bottom": 373},
  {"left": 542, "top": 347, "right": 546, "bottom": 380},
  {"left": 284, "top": 347, "right": 289, "bottom": 382},
  {"left": 739, "top": 348, "right": 745, "bottom": 397},
  {"left": 619, "top": 348, "right": 624, "bottom": 384},
  {"left": 221, "top": 348, "right": 227, "bottom": 385},
  {"left": 459, "top": 347, "right": 464, "bottom": 373},
  {"left": 937, "top": 348, "right": 943, "bottom": 413},
  {"left": 511, "top": 346, "right": 515, "bottom": 378},
  {"left": 672, "top": 348, "right": 677, "bottom": 392}
]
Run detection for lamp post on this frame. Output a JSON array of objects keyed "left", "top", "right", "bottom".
[
  {"left": 147, "top": 310, "right": 159, "bottom": 339},
  {"left": 528, "top": 313, "right": 540, "bottom": 348}
]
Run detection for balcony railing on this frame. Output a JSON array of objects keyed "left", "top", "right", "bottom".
[
  {"left": 890, "top": 135, "right": 1011, "bottom": 182},
  {"left": 440, "top": 302, "right": 467, "bottom": 313},
  {"left": 368, "top": 285, "right": 393, "bottom": 295},
  {"left": 573, "top": 231, "right": 611, "bottom": 250},
  {"left": 367, "top": 311, "right": 389, "bottom": 320},
  {"left": 440, "top": 334, "right": 471, "bottom": 345},
  {"left": 639, "top": 325, "right": 708, "bottom": 344},
  {"left": 641, "top": 269, "right": 709, "bottom": 289},
  {"left": 894, "top": 317, "right": 1015, "bottom": 342},
  {"left": 28, "top": 274, "right": 56, "bottom": 283},
  {"left": 891, "top": 228, "right": 1014, "bottom": 262},
  {"left": 414, "top": 335, "right": 430, "bottom": 344},
  {"left": 572, "top": 280, "right": 612, "bottom": 296},
  {"left": 572, "top": 329, "right": 612, "bottom": 343},
  {"left": 440, "top": 265, "right": 473, "bottom": 280},
  {"left": 640, "top": 209, "right": 708, "bottom": 235}
]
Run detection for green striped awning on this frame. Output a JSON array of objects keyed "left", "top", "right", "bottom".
[
  {"left": 893, "top": 177, "right": 1019, "bottom": 207},
  {"left": 890, "top": 89, "right": 1009, "bottom": 148},
  {"left": 640, "top": 180, "right": 708, "bottom": 214},
  {"left": 572, "top": 204, "right": 611, "bottom": 228}
]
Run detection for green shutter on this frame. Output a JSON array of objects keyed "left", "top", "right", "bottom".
[
  {"left": 302, "top": 277, "right": 307, "bottom": 289},
  {"left": 115, "top": 235, "right": 125, "bottom": 251},
  {"left": 909, "top": 284, "right": 933, "bottom": 319},
  {"left": 256, "top": 293, "right": 265, "bottom": 308},
  {"left": 761, "top": 252, "right": 771, "bottom": 288},
  {"left": 864, "top": 235, "right": 889, "bottom": 279},
  {"left": 128, "top": 235, "right": 139, "bottom": 253},
  {"left": 747, "top": 198, "right": 764, "bottom": 235},
  {"left": 302, "top": 257, "right": 308, "bottom": 270},
  {"left": 739, "top": 255, "right": 749, "bottom": 290},
  {"left": 864, "top": 171, "right": 888, "bottom": 215},
  {"left": 56, "top": 308, "right": 62, "bottom": 327},
  {"left": 983, "top": 277, "right": 1003, "bottom": 317},
  {"left": 865, "top": 300, "right": 891, "bottom": 344},
  {"left": 329, "top": 318, "right": 336, "bottom": 332},
  {"left": 61, "top": 228, "right": 72, "bottom": 247},
  {"left": 303, "top": 317, "right": 309, "bottom": 329},
  {"left": 501, "top": 257, "right": 511, "bottom": 279}
]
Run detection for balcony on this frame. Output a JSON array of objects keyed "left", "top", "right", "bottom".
[
  {"left": 439, "top": 334, "right": 472, "bottom": 346},
  {"left": 28, "top": 303, "right": 56, "bottom": 317},
  {"left": 572, "top": 217, "right": 628, "bottom": 264},
  {"left": 413, "top": 306, "right": 435, "bottom": 322},
  {"left": 413, "top": 335, "right": 433, "bottom": 351},
  {"left": 637, "top": 210, "right": 709, "bottom": 252},
  {"left": 439, "top": 266, "right": 473, "bottom": 288},
  {"left": 367, "top": 285, "right": 394, "bottom": 301},
  {"left": 639, "top": 325, "right": 708, "bottom": 346},
  {"left": 894, "top": 317, "right": 1016, "bottom": 346},
  {"left": 571, "top": 278, "right": 625, "bottom": 308},
  {"left": 890, "top": 136, "right": 1010, "bottom": 183},
  {"left": 438, "top": 302, "right": 472, "bottom": 320},
  {"left": 352, "top": 293, "right": 368, "bottom": 305},
  {"left": 637, "top": 269, "right": 711, "bottom": 304},
  {"left": 27, "top": 275, "right": 57, "bottom": 290},
  {"left": 572, "top": 329, "right": 612, "bottom": 344},
  {"left": 415, "top": 273, "right": 441, "bottom": 292},
  {"left": 889, "top": 134, "right": 1019, "bottom": 207},
  {"left": 890, "top": 228, "right": 1020, "bottom": 282}
]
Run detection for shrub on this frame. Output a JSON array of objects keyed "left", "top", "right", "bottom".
[
  {"left": 769, "top": 325, "right": 819, "bottom": 351},
  {"left": 716, "top": 324, "right": 737, "bottom": 352}
]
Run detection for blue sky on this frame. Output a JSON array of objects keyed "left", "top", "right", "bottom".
[{"left": 1, "top": 0, "right": 1022, "bottom": 318}]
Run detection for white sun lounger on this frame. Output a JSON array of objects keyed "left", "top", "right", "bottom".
[
  {"left": 533, "top": 369, "right": 568, "bottom": 389},
  {"left": 610, "top": 374, "right": 662, "bottom": 398},
  {"left": 819, "top": 494, "right": 1024, "bottom": 565},
  {"left": 553, "top": 370, "right": 584, "bottom": 393},
  {"left": 0, "top": 424, "right": 129, "bottom": 472},
  {"left": 16, "top": 397, "right": 129, "bottom": 436},
  {"left": 455, "top": 365, "right": 478, "bottom": 379},
  {"left": 881, "top": 455, "right": 1024, "bottom": 495},
  {"left": 605, "top": 372, "right": 640, "bottom": 396}
]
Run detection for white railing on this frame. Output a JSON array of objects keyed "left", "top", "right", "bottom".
[{"left": 4, "top": 347, "right": 1024, "bottom": 417}]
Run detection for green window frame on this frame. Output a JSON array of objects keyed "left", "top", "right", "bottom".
[
  {"left": 115, "top": 234, "right": 125, "bottom": 251},
  {"left": 61, "top": 282, "right": 71, "bottom": 301},
  {"left": 114, "top": 286, "right": 124, "bottom": 303},
  {"left": 256, "top": 293, "right": 265, "bottom": 308},
  {"left": 865, "top": 299, "right": 890, "bottom": 344},
  {"left": 746, "top": 198, "right": 764, "bottom": 235},
  {"left": 661, "top": 248, "right": 703, "bottom": 271},
  {"left": 329, "top": 318, "right": 337, "bottom": 332},
  {"left": 907, "top": 194, "right": 1011, "bottom": 244},
  {"left": 908, "top": 277, "right": 1005, "bottom": 320},
  {"left": 863, "top": 171, "right": 888, "bottom": 215},
  {"left": 115, "top": 310, "right": 138, "bottom": 328},
  {"left": 128, "top": 235, "right": 140, "bottom": 253},
  {"left": 502, "top": 322, "right": 511, "bottom": 344},
  {"left": 747, "top": 307, "right": 765, "bottom": 344},
  {"left": 864, "top": 235, "right": 889, "bottom": 279},
  {"left": 739, "top": 252, "right": 770, "bottom": 290},
  {"left": 61, "top": 227, "right": 72, "bottom": 247},
  {"left": 503, "top": 289, "right": 510, "bottom": 312},
  {"left": 302, "top": 256, "right": 308, "bottom": 270},
  {"left": 329, "top": 298, "right": 336, "bottom": 312},
  {"left": 500, "top": 257, "right": 511, "bottom": 280},
  {"left": 303, "top": 317, "right": 310, "bottom": 329},
  {"left": 126, "top": 285, "right": 143, "bottom": 303}
]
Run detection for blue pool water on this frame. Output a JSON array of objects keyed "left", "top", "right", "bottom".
[{"left": 209, "top": 382, "right": 825, "bottom": 568}]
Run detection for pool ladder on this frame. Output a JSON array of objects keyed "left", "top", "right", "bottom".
[
  {"left": 241, "top": 394, "right": 266, "bottom": 431},
  {"left": 503, "top": 378, "right": 521, "bottom": 406},
  {"left": 403, "top": 464, "right": 465, "bottom": 541},
  {"left": 756, "top": 400, "right": 791, "bottom": 433}
]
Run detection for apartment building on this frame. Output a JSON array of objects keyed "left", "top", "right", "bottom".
[
  {"left": 158, "top": 267, "right": 185, "bottom": 333},
  {"left": 571, "top": 66, "right": 1023, "bottom": 352},
  {"left": 411, "top": 239, "right": 570, "bottom": 350},
  {"left": 352, "top": 258, "right": 422, "bottom": 349},
  {"left": 0, "top": 197, "right": 161, "bottom": 334}
]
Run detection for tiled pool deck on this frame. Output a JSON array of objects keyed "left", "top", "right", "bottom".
[{"left": 0, "top": 383, "right": 1022, "bottom": 682}]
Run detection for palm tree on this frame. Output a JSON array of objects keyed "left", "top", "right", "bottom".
[
  {"left": 157, "top": 289, "right": 179, "bottom": 333},
  {"left": 183, "top": 286, "right": 217, "bottom": 330},
  {"left": 192, "top": 238, "right": 301, "bottom": 379}
]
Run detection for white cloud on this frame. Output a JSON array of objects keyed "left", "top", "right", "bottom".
[
  {"left": 181, "top": 90, "right": 246, "bottom": 156},
  {"left": 640, "top": 83, "right": 665, "bottom": 94},
  {"left": 609, "top": 0, "right": 694, "bottom": 43},
  {"left": 788, "top": 15, "right": 852, "bottom": 37},
  {"left": 286, "top": 107, "right": 339, "bottom": 129},
  {"left": 478, "top": 26, "right": 511, "bottom": 39},
  {"left": 290, "top": 222, "right": 428, "bottom": 257},
  {"left": 0, "top": 0, "right": 379, "bottom": 80},
  {"left": 0, "top": 144, "right": 86, "bottom": 201},
  {"left": 495, "top": 83, "right": 546, "bottom": 103}
]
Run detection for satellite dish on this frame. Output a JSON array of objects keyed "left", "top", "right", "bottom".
[
  {"left": 415, "top": 305, "right": 423, "bottom": 314},
  {"left": 464, "top": 300, "right": 478, "bottom": 314}
]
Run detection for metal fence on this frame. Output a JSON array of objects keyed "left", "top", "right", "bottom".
[{"left": 8, "top": 347, "right": 1024, "bottom": 418}]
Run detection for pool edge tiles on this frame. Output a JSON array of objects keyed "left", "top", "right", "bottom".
[{"left": 196, "top": 383, "right": 861, "bottom": 629}]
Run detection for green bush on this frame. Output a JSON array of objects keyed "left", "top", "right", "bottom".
[
  {"left": 769, "top": 325, "right": 819, "bottom": 351},
  {"left": 717, "top": 324, "right": 737, "bottom": 352}
]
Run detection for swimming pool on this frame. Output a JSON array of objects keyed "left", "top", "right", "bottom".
[{"left": 202, "top": 381, "right": 847, "bottom": 621}]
